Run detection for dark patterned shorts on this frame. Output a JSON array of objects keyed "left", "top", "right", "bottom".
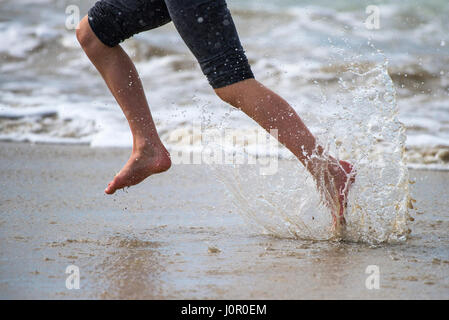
[{"left": 88, "top": 0, "right": 254, "bottom": 88}]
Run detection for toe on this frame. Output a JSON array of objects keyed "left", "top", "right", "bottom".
[
  {"left": 105, "top": 184, "right": 116, "bottom": 194},
  {"left": 105, "top": 179, "right": 119, "bottom": 195}
]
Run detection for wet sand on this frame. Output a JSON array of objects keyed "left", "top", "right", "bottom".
[{"left": 0, "top": 142, "right": 448, "bottom": 299}]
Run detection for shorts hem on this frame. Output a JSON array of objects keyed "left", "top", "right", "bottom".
[
  {"left": 210, "top": 73, "right": 255, "bottom": 89},
  {"left": 87, "top": 10, "right": 120, "bottom": 47}
]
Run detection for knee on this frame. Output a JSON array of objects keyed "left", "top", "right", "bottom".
[
  {"left": 215, "top": 87, "right": 236, "bottom": 106},
  {"left": 76, "top": 16, "right": 102, "bottom": 54},
  {"left": 214, "top": 79, "right": 256, "bottom": 107}
]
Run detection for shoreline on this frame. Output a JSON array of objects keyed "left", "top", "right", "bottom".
[{"left": 1, "top": 140, "right": 448, "bottom": 172}]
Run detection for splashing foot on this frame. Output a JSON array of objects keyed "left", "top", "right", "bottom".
[
  {"left": 332, "top": 160, "right": 356, "bottom": 232},
  {"left": 308, "top": 157, "right": 356, "bottom": 234}
]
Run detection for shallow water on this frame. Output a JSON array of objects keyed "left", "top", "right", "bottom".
[{"left": 0, "top": 143, "right": 447, "bottom": 299}]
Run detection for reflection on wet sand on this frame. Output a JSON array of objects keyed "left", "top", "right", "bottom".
[
  {"left": 95, "top": 235, "right": 165, "bottom": 299},
  {"left": 0, "top": 143, "right": 448, "bottom": 299}
]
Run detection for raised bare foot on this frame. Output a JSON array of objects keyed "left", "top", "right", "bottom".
[{"left": 105, "top": 144, "right": 171, "bottom": 195}]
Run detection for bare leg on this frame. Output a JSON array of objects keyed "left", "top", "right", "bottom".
[
  {"left": 215, "top": 79, "right": 355, "bottom": 228},
  {"left": 76, "top": 17, "right": 171, "bottom": 194}
]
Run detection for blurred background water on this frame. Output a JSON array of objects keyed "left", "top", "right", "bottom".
[{"left": 0, "top": 0, "right": 448, "bottom": 169}]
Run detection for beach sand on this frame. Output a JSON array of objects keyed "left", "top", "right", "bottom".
[{"left": 0, "top": 142, "right": 448, "bottom": 299}]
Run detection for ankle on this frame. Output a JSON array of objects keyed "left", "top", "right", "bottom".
[
  {"left": 133, "top": 139, "right": 166, "bottom": 156},
  {"left": 132, "top": 142, "right": 171, "bottom": 171},
  {"left": 306, "top": 156, "right": 340, "bottom": 178}
]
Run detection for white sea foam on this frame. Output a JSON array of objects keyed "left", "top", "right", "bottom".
[{"left": 0, "top": 106, "right": 57, "bottom": 119}]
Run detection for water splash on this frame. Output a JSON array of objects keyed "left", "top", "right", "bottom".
[
  {"left": 208, "top": 59, "right": 410, "bottom": 244},
  {"left": 334, "top": 60, "right": 410, "bottom": 243}
]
